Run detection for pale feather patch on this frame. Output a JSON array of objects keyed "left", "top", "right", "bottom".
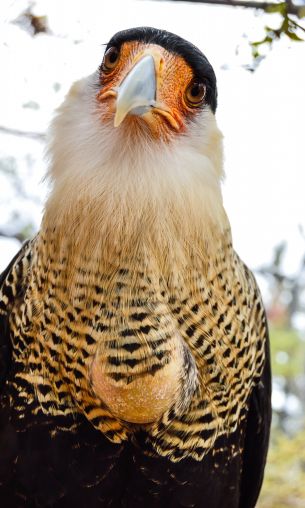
[{"left": 44, "top": 73, "right": 228, "bottom": 281}]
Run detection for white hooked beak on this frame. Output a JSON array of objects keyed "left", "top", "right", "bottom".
[{"left": 114, "top": 54, "right": 156, "bottom": 128}]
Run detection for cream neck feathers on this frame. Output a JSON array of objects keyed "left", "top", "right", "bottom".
[{"left": 43, "top": 75, "right": 229, "bottom": 274}]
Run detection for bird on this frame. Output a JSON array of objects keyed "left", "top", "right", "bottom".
[{"left": 0, "top": 27, "right": 271, "bottom": 508}]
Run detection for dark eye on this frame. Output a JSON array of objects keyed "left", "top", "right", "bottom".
[
  {"left": 102, "top": 47, "right": 119, "bottom": 72},
  {"left": 185, "top": 80, "right": 206, "bottom": 107}
]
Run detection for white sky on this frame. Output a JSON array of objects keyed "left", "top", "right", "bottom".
[{"left": 0, "top": 0, "right": 305, "bottom": 285}]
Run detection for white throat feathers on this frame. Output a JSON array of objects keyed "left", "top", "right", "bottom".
[{"left": 44, "top": 75, "right": 229, "bottom": 275}]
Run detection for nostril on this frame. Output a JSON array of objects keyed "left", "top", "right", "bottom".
[{"left": 159, "top": 57, "right": 164, "bottom": 74}]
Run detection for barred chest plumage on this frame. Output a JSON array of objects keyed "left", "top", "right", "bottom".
[{"left": 7, "top": 224, "right": 266, "bottom": 463}]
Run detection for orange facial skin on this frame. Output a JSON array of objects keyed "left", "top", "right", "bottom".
[{"left": 96, "top": 41, "right": 202, "bottom": 141}]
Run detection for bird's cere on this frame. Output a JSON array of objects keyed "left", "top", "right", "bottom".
[{"left": 114, "top": 54, "right": 156, "bottom": 127}]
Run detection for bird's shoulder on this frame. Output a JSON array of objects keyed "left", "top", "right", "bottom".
[{"left": 0, "top": 239, "right": 33, "bottom": 389}]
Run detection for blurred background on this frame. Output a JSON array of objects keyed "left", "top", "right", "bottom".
[{"left": 0, "top": 0, "right": 304, "bottom": 505}]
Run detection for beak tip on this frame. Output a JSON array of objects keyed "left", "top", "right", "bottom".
[{"left": 113, "top": 111, "right": 123, "bottom": 128}]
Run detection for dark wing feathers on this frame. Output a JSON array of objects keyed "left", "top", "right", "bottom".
[
  {"left": 0, "top": 243, "right": 32, "bottom": 493},
  {"left": 0, "top": 241, "right": 30, "bottom": 390},
  {"left": 0, "top": 304, "right": 11, "bottom": 389},
  {"left": 239, "top": 321, "right": 272, "bottom": 508}
]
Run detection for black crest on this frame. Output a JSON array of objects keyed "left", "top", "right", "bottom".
[{"left": 106, "top": 27, "right": 218, "bottom": 113}]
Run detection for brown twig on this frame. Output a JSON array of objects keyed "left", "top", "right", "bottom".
[{"left": 156, "top": 0, "right": 301, "bottom": 16}]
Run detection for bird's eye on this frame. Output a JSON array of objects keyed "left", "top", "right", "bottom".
[
  {"left": 185, "top": 80, "right": 206, "bottom": 107},
  {"left": 102, "top": 47, "right": 119, "bottom": 72}
]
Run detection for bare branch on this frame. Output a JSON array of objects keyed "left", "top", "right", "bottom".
[
  {"left": 0, "top": 126, "right": 45, "bottom": 141},
  {"left": 0, "top": 231, "right": 23, "bottom": 243},
  {"left": 157, "top": 0, "right": 301, "bottom": 16},
  {"left": 289, "top": 17, "right": 305, "bottom": 33}
]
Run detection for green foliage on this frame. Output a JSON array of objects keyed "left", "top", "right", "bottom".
[
  {"left": 265, "top": 2, "right": 287, "bottom": 15},
  {"left": 270, "top": 327, "right": 305, "bottom": 379},
  {"left": 251, "top": 2, "right": 305, "bottom": 60},
  {"left": 299, "top": 6, "right": 305, "bottom": 19},
  {"left": 258, "top": 430, "right": 305, "bottom": 507},
  {"left": 258, "top": 324, "right": 305, "bottom": 505}
]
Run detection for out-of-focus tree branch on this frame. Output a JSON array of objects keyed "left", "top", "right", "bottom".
[
  {"left": 0, "top": 231, "right": 23, "bottom": 243},
  {"left": 257, "top": 240, "right": 305, "bottom": 325},
  {"left": 159, "top": 0, "right": 303, "bottom": 16},
  {"left": 0, "top": 126, "right": 45, "bottom": 141}
]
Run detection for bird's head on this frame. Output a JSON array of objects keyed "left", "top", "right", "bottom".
[
  {"left": 97, "top": 27, "right": 217, "bottom": 138},
  {"left": 47, "top": 27, "right": 227, "bottom": 270}
]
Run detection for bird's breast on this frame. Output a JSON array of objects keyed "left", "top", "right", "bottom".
[
  {"left": 27, "top": 238, "right": 199, "bottom": 428},
  {"left": 90, "top": 331, "right": 185, "bottom": 424}
]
